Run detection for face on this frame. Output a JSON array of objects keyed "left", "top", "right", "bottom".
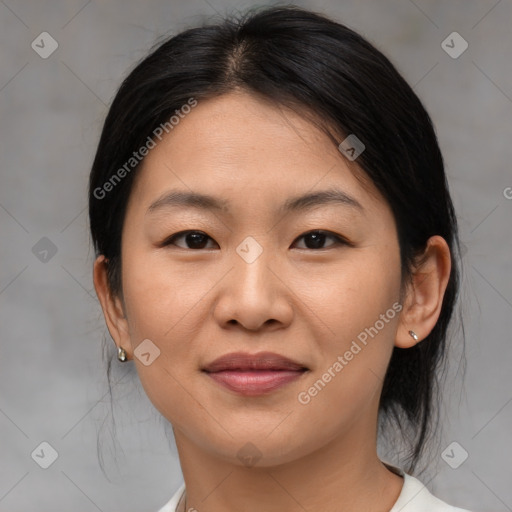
[{"left": 107, "top": 90, "right": 405, "bottom": 466}]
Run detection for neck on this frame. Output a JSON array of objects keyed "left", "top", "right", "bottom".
[{"left": 173, "top": 419, "right": 404, "bottom": 512}]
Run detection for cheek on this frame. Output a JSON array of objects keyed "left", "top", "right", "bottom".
[
  {"left": 121, "top": 246, "right": 211, "bottom": 338},
  {"left": 299, "top": 243, "right": 402, "bottom": 395},
  {"left": 119, "top": 249, "right": 209, "bottom": 426},
  {"left": 297, "top": 242, "right": 401, "bottom": 340}
]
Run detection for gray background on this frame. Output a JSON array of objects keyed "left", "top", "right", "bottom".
[{"left": 1, "top": 1, "right": 511, "bottom": 511}]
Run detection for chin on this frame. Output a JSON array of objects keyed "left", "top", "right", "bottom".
[{"left": 193, "top": 423, "right": 316, "bottom": 468}]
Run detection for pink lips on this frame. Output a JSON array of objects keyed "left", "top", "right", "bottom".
[{"left": 202, "top": 351, "right": 308, "bottom": 396}]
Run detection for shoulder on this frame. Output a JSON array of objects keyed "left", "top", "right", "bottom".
[
  {"left": 155, "top": 482, "right": 185, "bottom": 512},
  {"left": 387, "top": 466, "right": 473, "bottom": 512}
]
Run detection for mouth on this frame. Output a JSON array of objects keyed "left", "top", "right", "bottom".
[{"left": 201, "top": 351, "right": 309, "bottom": 396}]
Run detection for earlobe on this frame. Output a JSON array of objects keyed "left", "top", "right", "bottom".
[
  {"left": 92, "top": 255, "right": 132, "bottom": 357},
  {"left": 395, "top": 235, "right": 452, "bottom": 349}
]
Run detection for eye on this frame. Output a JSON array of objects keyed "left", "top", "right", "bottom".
[
  {"left": 161, "top": 229, "right": 350, "bottom": 251},
  {"left": 161, "top": 230, "right": 218, "bottom": 250},
  {"left": 292, "top": 230, "right": 349, "bottom": 250}
]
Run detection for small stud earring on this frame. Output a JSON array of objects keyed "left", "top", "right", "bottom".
[
  {"left": 408, "top": 330, "right": 419, "bottom": 341},
  {"left": 117, "top": 346, "right": 128, "bottom": 362}
]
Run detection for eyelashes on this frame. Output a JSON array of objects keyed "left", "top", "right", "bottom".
[
  {"left": 160, "top": 229, "right": 352, "bottom": 251},
  {"left": 162, "top": 230, "right": 216, "bottom": 250},
  {"left": 293, "top": 230, "right": 352, "bottom": 249}
]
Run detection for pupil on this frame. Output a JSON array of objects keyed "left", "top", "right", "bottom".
[
  {"left": 188, "top": 232, "right": 207, "bottom": 249},
  {"left": 306, "top": 231, "right": 325, "bottom": 249}
]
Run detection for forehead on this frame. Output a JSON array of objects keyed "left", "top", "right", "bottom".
[
  {"left": 152, "top": 92, "right": 337, "bottom": 169},
  {"left": 127, "top": 91, "right": 386, "bottom": 218}
]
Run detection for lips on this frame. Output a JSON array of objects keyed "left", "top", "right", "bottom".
[
  {"left": 202, "top": 351, "right": 308, "bottom": 372},
  {"left": 202, "top": 351, "right": 309, "bottom": 396}
]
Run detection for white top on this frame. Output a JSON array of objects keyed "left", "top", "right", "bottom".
[{"left": 156, "top": 462, "right": 473, "bottom": 512}]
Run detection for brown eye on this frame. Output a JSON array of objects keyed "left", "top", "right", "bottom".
[
  {"left": 163, "top": 230, "right": 218, "bottom": 250},
  {"left": 292, "top": 230, "right": 349, "bottom": 250}
]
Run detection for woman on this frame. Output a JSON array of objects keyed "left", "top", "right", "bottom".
[{"left": 89, "top": 5, "right": 472, "bottom": 512}]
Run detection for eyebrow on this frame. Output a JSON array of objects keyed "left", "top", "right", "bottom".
[{"left": 146, "top": 187, "right": 364, "bottom": 216}]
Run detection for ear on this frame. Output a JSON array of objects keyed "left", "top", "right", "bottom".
[
  {"left": 395, "top": 235, "right": 452, "bottom": 348},
  {"left": 93, "top": 254, "right": 132, "bottom": 359}
]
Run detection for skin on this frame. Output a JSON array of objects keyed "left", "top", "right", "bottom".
[{"left": 93, "top": 90, "right": 451, "bottom": 512}]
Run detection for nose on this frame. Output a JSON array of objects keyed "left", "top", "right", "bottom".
[{"left": 212, "top": 242, "right": 294, "bottom": 332}]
